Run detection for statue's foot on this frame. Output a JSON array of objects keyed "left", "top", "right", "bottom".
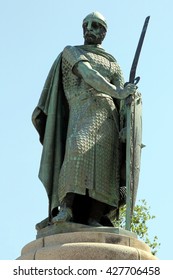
[
  {"left": 88, "top": 218, "right": 102, "bottom": 227},
  {"left": 52, "top": 207, "right": 72, "bottom": 223},
  {"left": 35, "top": 217, "right": 51, "bottom": 230}
]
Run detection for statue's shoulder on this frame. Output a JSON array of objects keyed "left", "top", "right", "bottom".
[
  {"left": 63, "top": 45, "right": 83, "bottom": 55},
  {"left": 62, "top": 45, "right": 88, "bottom": 65}
]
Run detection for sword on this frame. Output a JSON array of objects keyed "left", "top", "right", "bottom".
[{"left": 125, "top": 16, "right": 150, "bottom": 231}]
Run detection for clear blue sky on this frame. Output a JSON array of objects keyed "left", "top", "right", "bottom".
[{"left": 0, "top": 0, "right": 172, "bottom": 260}]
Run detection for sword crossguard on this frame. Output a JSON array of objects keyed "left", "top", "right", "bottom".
[
  {"left": 124, "top": 76, "right": 140, "bottom": 88},
  {"left": 134, "top": 76, "right": 140, "bottom": 85}
]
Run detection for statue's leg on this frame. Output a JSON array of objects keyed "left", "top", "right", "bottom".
[
  {"left": 88, "top": 199, "right": 107, "bottom": 226},
  {"left": 52, "top": 193, "right": 74, "bottom": 223}
]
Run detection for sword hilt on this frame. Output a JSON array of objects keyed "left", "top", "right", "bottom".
[{"left": 124, "top": 76, "right": 140, "bottom": 88}]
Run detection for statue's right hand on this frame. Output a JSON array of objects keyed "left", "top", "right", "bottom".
[{"left": 119, "top": 83, "right": 137, "bottom": 99}]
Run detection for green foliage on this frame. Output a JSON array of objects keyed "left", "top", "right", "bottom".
[{"left": 113, "top": 199, "right": 160, "bottom": 255}]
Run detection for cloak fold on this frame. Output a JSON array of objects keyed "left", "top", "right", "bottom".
[{"left": 32, "top": 53, "right": 69, "bottom": 214}]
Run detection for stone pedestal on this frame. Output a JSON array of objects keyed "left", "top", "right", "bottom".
[{"left": 17, "top": 223, "right": 157, "bottom": 260}]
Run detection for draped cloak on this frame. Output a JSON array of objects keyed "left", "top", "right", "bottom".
[{"left": 32, "top": 53, "right": 68, "bottom": 214}]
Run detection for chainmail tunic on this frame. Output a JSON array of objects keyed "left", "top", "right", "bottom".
[{"left": 58, "top": 45, "right": 124, "bottom": 208}]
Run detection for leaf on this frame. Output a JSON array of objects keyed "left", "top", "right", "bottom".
[{"left": 112, "top": 199, "right": 160, "bottom": 255}]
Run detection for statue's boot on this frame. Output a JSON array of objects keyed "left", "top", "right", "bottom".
[
  {"left": 52, "top": 207, "right": 72, "bottom": 223},
  {"left": 87, "top": 199, "right": 106, "bottom": 227},
  {"left": 52, "top": 193, "right": 75, "bottom": 223},
  {"left": 87, "top": 217, "right": 102, "bottom": 227}
]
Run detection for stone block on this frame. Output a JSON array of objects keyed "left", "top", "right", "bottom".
[
  {"left": 17, "top": 229, "right": 157, "bottom": 260},
  {"left": 21, "top": 237, "right": 44, "bottom": 255}
]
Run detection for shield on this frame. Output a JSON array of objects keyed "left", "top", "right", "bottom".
[{"left": 120, "top": 92, "right": 142, "bottom": 230}]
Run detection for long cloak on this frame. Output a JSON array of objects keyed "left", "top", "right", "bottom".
[{"left": 32, "top": 53, "right": 69, "bottom": 214}]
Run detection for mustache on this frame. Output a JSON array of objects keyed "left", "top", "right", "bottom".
[{"left": 84, "top": 31, "right": 97, "bottom": 38}]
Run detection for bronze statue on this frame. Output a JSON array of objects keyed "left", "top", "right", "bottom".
[{"left": 32, "top": 12, "right": 137, "bottom": 227}]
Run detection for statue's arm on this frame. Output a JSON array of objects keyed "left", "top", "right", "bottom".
[{"left": 74, "top": 61, "right": 136, "bottom": 100}]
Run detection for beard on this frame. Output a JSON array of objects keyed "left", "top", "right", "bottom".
[{"left": 84, "top": 32, "right": 103, "bottom": 45}]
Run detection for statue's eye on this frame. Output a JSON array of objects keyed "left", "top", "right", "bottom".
[{"left": 92, "top": 22, "right": 99, "bottom": 29}]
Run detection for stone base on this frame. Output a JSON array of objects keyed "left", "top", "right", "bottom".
[
  {"left": 17, "top": 224, "right": 157, "bottom": 260},
  {"left": 36, "top": 222, "right": 137, "bottom": 239}
]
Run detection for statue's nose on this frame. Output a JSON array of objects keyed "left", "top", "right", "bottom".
[{"left": 86, "top": 21, "right": 93, "bottom": 31}]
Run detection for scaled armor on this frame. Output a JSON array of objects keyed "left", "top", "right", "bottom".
[{"left": 58, "top": 45, "right": 124, "bottom": 210}]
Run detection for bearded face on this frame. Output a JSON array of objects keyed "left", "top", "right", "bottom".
[{"left": 83, "top": 19, "right": 106, "bottom": 45}]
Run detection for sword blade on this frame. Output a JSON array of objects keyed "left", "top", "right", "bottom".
[{"left": 129, "top": 16, "right": 150, "bottom": 84}]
